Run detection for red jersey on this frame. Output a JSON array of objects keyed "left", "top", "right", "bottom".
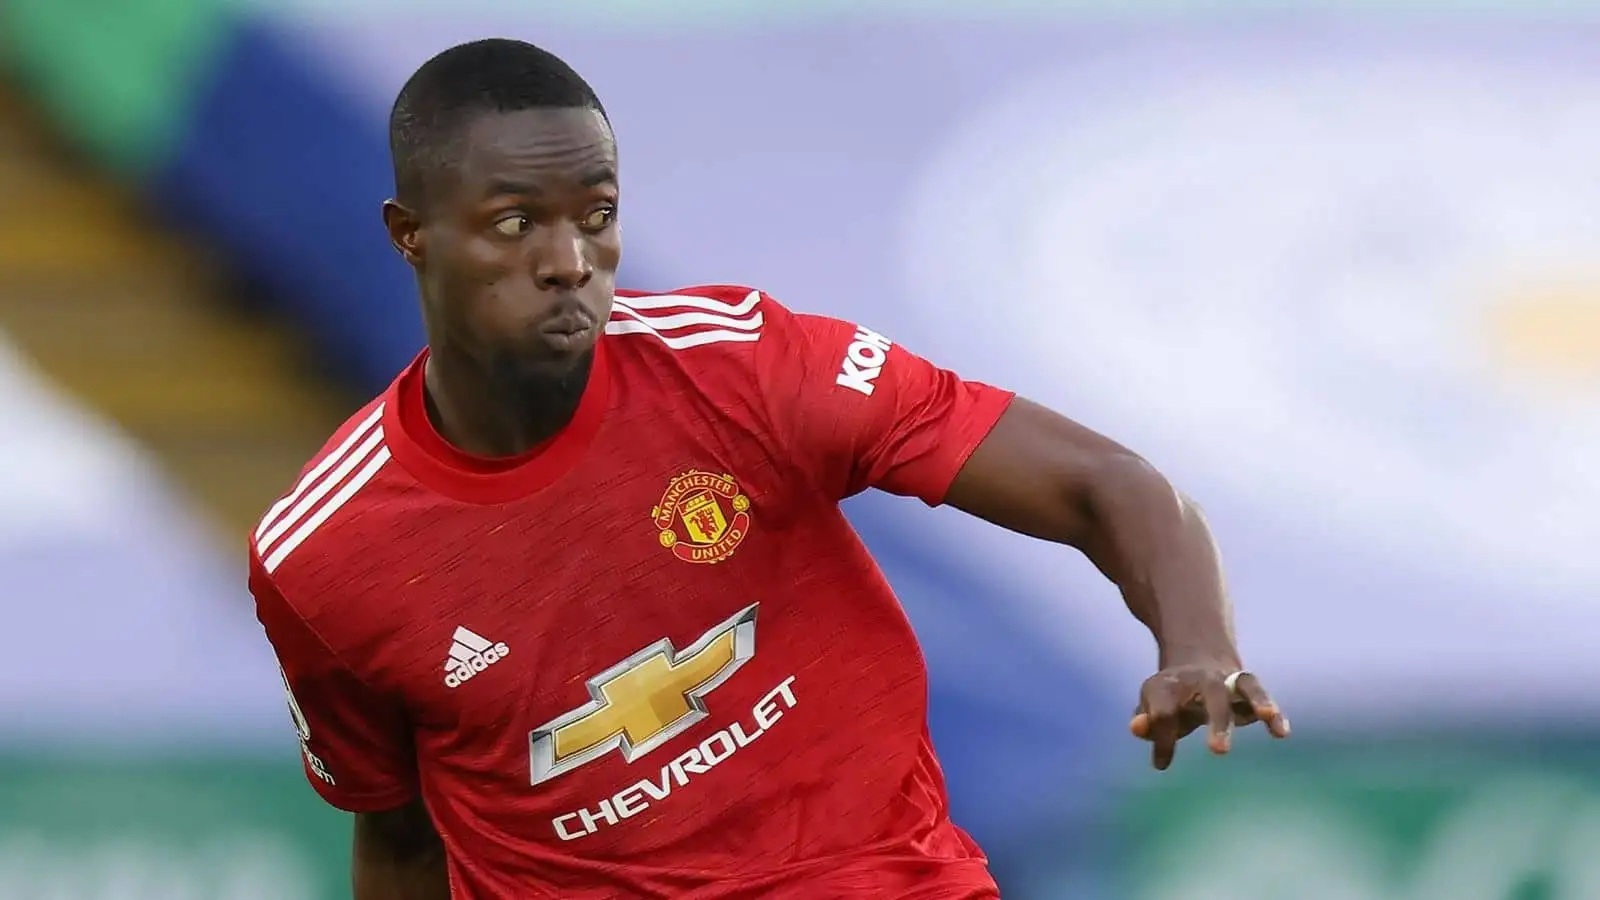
[{"left": 250, "top": 286, "right": 1013, "bottom": 899}]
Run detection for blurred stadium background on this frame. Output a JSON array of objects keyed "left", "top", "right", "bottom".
[{"left": 3, "top": 0, "right": 1598, "bottom": 897}]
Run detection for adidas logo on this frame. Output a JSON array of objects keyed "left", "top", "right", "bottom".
[{"left": 443, "top": 626, "right": 510, "bottom": 689}]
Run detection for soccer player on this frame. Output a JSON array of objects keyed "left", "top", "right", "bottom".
[{"left": 250, "top": 38, "right": 1290, "bottom": 900}]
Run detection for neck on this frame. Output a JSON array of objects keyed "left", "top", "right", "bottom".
[{"left": 421, "top": 345, "right": 593, "bottom": 458}]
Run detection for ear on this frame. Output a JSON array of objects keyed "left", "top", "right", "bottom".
[{"left": 382, "top": 199, "right": 425, "bottom": 267}]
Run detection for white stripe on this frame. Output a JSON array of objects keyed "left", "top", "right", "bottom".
[
  {"left": 263, "top": 447, "right": 391, "bottom": 574},
  {"left": 604, "top": 318, "right": 764, "bottom": 349},
  {"left": 610, "top": 304, "right": 763, "bottom": 334},
  {"left": 257, "top": 427, "right": 386, "bottom": 556},
  {"left": 256, "top": 404, "right": 385, "bottom": 540},
  {"left": 447, "top": 643, "right": 479, "bottom": 666},
  {"left": 453, "top": 628, "right": 493, "bottom": 652},
  {"left": 613, "top": 289, "right": 761, "bottom": 314}
]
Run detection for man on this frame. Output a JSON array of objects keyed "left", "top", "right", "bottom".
[{"left": 251, "top": 38, "right": 1289, "bottom": 900}]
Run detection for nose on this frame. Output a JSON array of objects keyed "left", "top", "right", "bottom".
[{"left": 532, "top": 224, "right": 593, "bottom": 290}]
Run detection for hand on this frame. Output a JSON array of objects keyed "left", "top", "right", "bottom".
[{"left": 1128, "top": 664, "right": 1290, "bottom": 770}]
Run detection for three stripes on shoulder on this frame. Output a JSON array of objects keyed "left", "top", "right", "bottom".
[
  {"left": 254, "top": 404, "right": 390, "bottom": 575},
  {"left": 607, "top": 290, "right": 763, "bottom": 350}
]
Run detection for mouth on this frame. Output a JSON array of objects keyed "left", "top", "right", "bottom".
[{"left": 538, "top": 310, "right": 597, "bottom": 351}]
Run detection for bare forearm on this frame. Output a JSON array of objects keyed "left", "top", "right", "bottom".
[
  {"left": 1076, "top": 455, "right": 1238, "bottom": 668},
  {"left": 947, "top": 398, "right": 1283, "bottom": 763},
  {"left": 354, "top": 852, "right": 448, "bottom": 900},
  {"left": 353, "top": 805, "right": 450, "bottom": 900}
]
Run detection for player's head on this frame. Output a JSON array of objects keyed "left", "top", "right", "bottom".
[{"left": 383, "top": 38, "right": 619, "bottom": 387}]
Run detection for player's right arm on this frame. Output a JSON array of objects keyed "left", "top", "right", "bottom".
[{"left": 249, "top": 555, "right": 449, "bottom": 899}]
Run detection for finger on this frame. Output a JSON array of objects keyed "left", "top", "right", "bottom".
[
  {"left": 1131, "top": 706, "right": 1204, "bottom": 740},
  {"left": 1201, "top": 678, "right": 1234, "bottom": 755},
  {"left": 1129, "top": 698, "right": 1152, "bottom": 739},
  {"left": 1133, "top": 707, "right": 1207, "bottom": 741},
  {"left": 1232, "top": 672, "right": 1291, "bottom": 738},
  {"left": 1149, "top": 712, "right": 1179, "bottom": 770},
  {"left": 1143, "top": 687, "right": 1182, "bottom": 770},
  {"left": 1129, "top": 711, "right": 1152, "bottom": 740}
]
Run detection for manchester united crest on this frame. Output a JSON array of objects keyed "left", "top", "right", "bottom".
[{"left": 652, "top": 471, "right": 752, "bottom": 564}]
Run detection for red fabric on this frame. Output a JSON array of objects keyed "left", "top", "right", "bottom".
[{"left": 251, "top": 286, "right": 1013, "bottom": 898}]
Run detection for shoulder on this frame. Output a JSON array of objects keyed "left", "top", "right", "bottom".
[
  {"left": 607, "top": 285, "right": 905, "bottom": 420},
  {"left": 609, "top": 284, "right": 772, "bottom": 352},
  {"left": 608, "top": 284, "right": 867, "bottom": 373},
  {"left": 249, "top": 392, "right": 402, "bottom": 604}
]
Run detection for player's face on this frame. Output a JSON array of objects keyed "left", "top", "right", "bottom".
[{"left": 392, "top": 107, "right": 621, "bottom": 383}]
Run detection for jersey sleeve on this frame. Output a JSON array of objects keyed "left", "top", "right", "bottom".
[
  {"left": 752, "top": 294, "right": 1014, "bottom": 504},
  {"left": 250, "top": 555, "right": 418, "bottom": 813}
]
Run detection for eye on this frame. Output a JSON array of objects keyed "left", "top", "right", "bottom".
[
  {"left": 493, "top": 214, "right": 530, "bottom": 237},
  {"left": 581, "top": 206, "right": 617, "bottom": 232}
]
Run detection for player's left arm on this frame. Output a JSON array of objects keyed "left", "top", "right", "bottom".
[
  {"left": 943, "top": 398, "right": 1290, "bottom": 768},
  {"left": 753, "top": 295, "right": 1289, "bottom": 770}
]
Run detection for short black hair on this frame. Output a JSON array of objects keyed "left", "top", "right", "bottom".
[{"left": 389, "top": 38, "right": 608, "bottom": 207}]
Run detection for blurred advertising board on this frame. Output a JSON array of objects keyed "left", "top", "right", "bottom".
[
  {"left": 4, "top": 732, "right": 1598, "bottom": 900},
  {"left": 1114, "top": 733, "right": 1600, "bottom": 900},
  {"left": 0, "top": 756, "right": 345, "bottom": 900}
]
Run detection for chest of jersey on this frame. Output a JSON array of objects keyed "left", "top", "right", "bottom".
[{"left": 346, "top": 433, "right": 927, "bottom": 856}]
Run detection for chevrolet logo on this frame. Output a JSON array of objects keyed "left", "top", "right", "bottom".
[{"left": 529, "top": 603, "right": 758, "bottom": 785}]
